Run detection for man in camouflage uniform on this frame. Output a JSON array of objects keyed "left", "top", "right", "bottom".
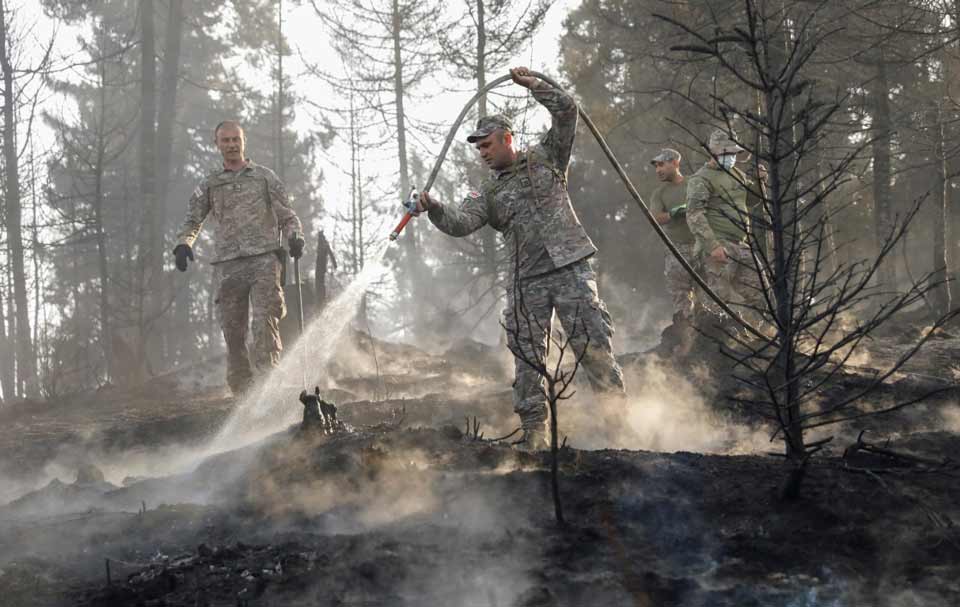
[
  {"left": 685, "top": 129, "right": 763, "bottom": 328},
  {"left": 648, "top": 148, "right": 696, "bottom": 351},
  {"left": 173, "top": 120, "right": 305, "bottom": 395},
  {"left": 415, "top": 67, "right": 626, "bottom": 451}
]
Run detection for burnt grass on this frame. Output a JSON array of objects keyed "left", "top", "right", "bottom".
[{"left": 0, "top": 329, "right": 959, "bottom": 606}]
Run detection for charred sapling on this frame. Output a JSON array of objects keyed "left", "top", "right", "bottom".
[
  {"left": 501, "top": 243, "right": 591, "bottom": 525},
  {"left": 658, "top": 1, "right": 960, "bottom": 499}
]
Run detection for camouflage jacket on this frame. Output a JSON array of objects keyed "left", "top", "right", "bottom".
[
  {"left": 175, "top": 161, "right": 302, "bottom": 264},
  {"left": 685, "top": 163, "right": 750, "bottom": 255},
  {"left": 427, "top": 82, "right": 597, "bottom": 278}
]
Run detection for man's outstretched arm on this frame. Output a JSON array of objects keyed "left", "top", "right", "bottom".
[{"left": 417, "top": 189, "right": 489, "bottom": 237}]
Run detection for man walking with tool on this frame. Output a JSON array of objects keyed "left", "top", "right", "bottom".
[
  {"left": 648, "top": 148, "right": 696, "bottom": 352},
  {"left": 414, "top": 67, "right": 626, "bottom": 451},
  {"left": 173, "top": 120, "right": 305, "bottom": 396}
]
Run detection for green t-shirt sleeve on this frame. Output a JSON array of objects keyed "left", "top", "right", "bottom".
[{"left": 649, "top": 185, "right": 667, "bottom": 213}]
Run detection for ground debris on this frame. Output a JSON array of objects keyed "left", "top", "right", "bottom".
[{"left": 2, "top": 325, "right": 960, "bottom": 606}]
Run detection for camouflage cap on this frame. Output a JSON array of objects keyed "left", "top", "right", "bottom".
[
  {"left": 708, "top": 129, "right": 744, "bottom": 155},
  {"left": 467, "top": 114, "right": 513, "bottom": 143},
  {"left": 650, "top": 148, "right": 681, "bottom": 164}
]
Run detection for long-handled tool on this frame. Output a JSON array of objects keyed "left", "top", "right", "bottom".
[{"left": 293, "top": 254, "right": 306, "bottom": 388}]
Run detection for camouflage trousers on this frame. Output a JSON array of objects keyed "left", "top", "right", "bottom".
[
  {"left": 699, "top": 240, "right": 764, "bottom": 326},
  {"left": 665, "top": 243, "right": 697, "bottom": 320},
  {"left": 502, "top": 259, "right": 625, "bottom": 428},
  {"left": 216, "top": 253, "right": 286, "bottom": 395}
]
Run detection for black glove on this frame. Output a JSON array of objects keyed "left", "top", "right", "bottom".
[
  {"left": 669, "top": 204, "right": 687, "bottom": 220},
  {"left": 288, "top": 233, "right": 305, "bottom": 259},
  {"left": 173, "top": 244, "right": 194, "bottom": 272}
]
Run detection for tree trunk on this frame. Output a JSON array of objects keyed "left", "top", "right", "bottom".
[
  {"left": 0, "top": 0, "right": 35, "bottom": 396},
  {"left": 0, "top": 283, "right": 12, "bottom": 401},
  {"left": 136, "top": 0, "right": 157, "bottom": 382},
  {"left": 29, "top": 142, "right": 41, "bottom": 383},
  {"left": 95, "top": 52, "right": 113, "bottom": 382},
  {"left": 930, "top": 101, "right": 951, "bottom": 316},
  {"left": 392, "top": 0, "right": 421, "bottom": 337},
  {"left": 349, "top": 91, "right": 360, "bottom": 274},
  {"left": 871, "top": 57, "right": 896, "bottom": 290},
  {"left": 155, "top": 0, "right": 182, "bottom": 256},
  {"left": 276, "top": 0, "right": 286, "bottom": 181},
  {"left": 477, "top": 0, "right": 500, "bottom": 306},
  {"left": 765, "top": 3, "right": 804, "bottom": 464}
]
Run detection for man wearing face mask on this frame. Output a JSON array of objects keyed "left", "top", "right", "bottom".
[{"left": 685, "top": 129, "right": 762, "bottom": 326}]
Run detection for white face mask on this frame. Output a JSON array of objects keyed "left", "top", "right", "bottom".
[{"left": 719, "top": 154, "right": 737, "bottom": 169}]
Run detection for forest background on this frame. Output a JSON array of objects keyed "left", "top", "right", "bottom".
[{"left": 0, "top": 0, "right": 957, "bottom": 400}]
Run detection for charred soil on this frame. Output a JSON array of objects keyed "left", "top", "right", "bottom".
[{"left": 0, "top": 329, "right": 958, "bottom": 606}]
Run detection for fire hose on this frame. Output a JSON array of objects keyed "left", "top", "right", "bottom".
[{"left": 389, "top": 71, "right": 763, "bottom": 340}]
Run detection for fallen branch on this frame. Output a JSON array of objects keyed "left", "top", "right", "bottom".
[
  {"left": 484, "top": 426, "right": 522, "bottom": 443},
  {"left": 844, "top": 430, "right": 952, "bottom": 470}
]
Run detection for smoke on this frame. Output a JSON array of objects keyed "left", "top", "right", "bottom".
[
  {"left": 209, "top": 434, "right": 541, "bottom": 606},
  {"left": 599, "top": 274, "right": 666, "bottom": 354},
  {"left": 939, "top": 402, "right": 960, "bottom": 432},
  {"left": 562, "top": 356, "right": 770, "bottom": 454}
]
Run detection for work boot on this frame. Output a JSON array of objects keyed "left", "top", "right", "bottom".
[{"left": 511, "top": 424, "right": 549, "bottom": 452}]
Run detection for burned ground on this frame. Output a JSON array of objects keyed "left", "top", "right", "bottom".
[{"left": 0, "top": 326, "right": 958, "bottom": 606}]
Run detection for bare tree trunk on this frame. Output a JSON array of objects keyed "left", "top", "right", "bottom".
[
  {"left": 357, "top": 151, "right": 365, "bottom": 270},
  {"left": 0, "top": 281, "right": 12, "bottom": 401},
  {"left": 0, "top": 0, "right": 35, "bottom": 396},
  {"left": 154, "top": 0, "right": 183, "bottom": 368},
  {"left": 476, "top": 0, "right": 499, "bottom": 304},
  {"left": 871, "top": 57, "right": 896, "bottom": 290},
  {"left": 136, "top": 0, "right": 157, "bottom": 381},
  {"left": 155, "top": 0, "right": 182, "bottom": 252},
  {"left": 392, "top": 0, "right": 411, "bottom": 219},
  {"left": 29, "top": 141, "right": 40, "bottom": 383},
  {"left": 930, "top": 101, "right": 951, "bottom": 316},
  {"left": 276, "top": 0, "right": 286, "bottom": 181},
  {"left": 949, "top": 0, "right": 960, "bottom": 307},
  {"left": 766, "top": 3, "right": 804, "bottom": 464},
  {"left": 392, "top": 0, "right": 421, "bottom": 337},
  {"left": 349, "top": 91, "right": 359, "bottom": 274},
  {"left": 94, "top": 53, "right": 113, "bottom": 382},
  {"left": 815, "top": 155, "right": 840, "bottom": 285}
]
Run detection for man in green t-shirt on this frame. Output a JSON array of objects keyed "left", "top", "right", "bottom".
[{"left": 649, "top": 148, "right": 696, "bottom": 349}]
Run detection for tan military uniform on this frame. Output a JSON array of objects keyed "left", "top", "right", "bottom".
[
  {"left": 428, "top": 83, "right": 625, "bottom": 431},
  {"left": 176, "top": 161, "right": 302, "bottom": 394},
  {"left": 685, "top": 163, "right": 762, "bottom": 323},
  {"left": 650, "top": 180, "right": 696, "bottom": 320}
]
